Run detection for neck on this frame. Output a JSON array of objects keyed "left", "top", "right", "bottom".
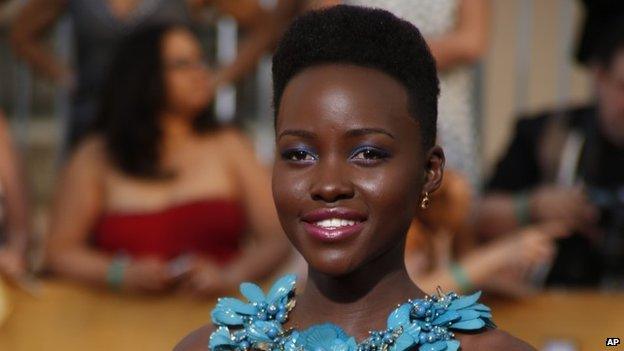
[
  {"left": 160, "top": 112, "right": 194, "bottom": 147},
  {"left": 292, "top": 243, "right": 423, "bottom": 340}
]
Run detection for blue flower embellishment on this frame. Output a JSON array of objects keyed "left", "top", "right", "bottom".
[
  {"left": 208, "top": 275, "right": 494, "bottom": 351},
  {"left": 211, "top": 274, "right": 297, "bottom": 327},
  {"left": 376, "top": 289, "right": 495, "bottom": 351},
  {"left": 294, "top": 324, "right": 358, "bottom": 351},
  {"left": 209, "top": 274, "right": 297, "bottom": 350}
]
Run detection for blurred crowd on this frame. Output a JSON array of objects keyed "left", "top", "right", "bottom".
[{"left": 0, "top": 0, "right": 622, "bottom": 299}]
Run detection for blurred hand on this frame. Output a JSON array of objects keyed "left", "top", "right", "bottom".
[
  {"left": 123, "top": 257, "right": 173, "bottom": 293},
  {"left": 491, "top": 221, "right": 570, "bottom": 277},
  {"left": 479, "top": 268, "right": 537, "bottom": 298},
  {"left": 179, "top": 256, "right": 228, "bottom": 297},
  {"left": 529, "top": 185, "right": 598, "bottom": 230},
  {"left": 0, "top": 246, "right": 26, "bottom": 281},
  {"left": 475, "top": 222, "right": 569, "bottom": 296}
]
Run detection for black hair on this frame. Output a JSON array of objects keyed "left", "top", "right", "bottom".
[
  {"left": 94, "top": 22, "right": 217, "bottom": 179},
  {"left": 272, "top": 5, "right": 439, "bottom": 150},
  {"left": 593, "top": 18, "right": 624, "bottom": 70}
]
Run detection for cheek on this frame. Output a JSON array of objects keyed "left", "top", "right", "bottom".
[
  {"left": 272, "top": 164, "right": 309, "bottom": 226},
  {"left": 164, "top": 75, "right": 185, "bottom": 102},
  {"left": 357, "top": 161, "right": 421, "bottom": 219}
]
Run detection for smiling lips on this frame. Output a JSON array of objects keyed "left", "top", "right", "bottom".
[{"left": 301, "top": 207, "right": 367, "bottom": 242}]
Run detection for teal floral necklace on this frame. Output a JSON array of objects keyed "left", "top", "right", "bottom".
[{"left": 209, "top": 275, "right": 495, "bottom": 351}]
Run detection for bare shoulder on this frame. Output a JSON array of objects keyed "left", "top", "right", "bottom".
[
  {"left": 213, "top": 127, "right": 263, "bottom": 169},
  {"left": 196, "top": 127, "right": 254, "bottom": 157},
  {"left": 215, "top": 127, "right": 254, "bottom": 149},
  {"left": 173, "top": 324, "right": 214, "bottom": 351},
  {"left": 71, "top": 135, "right": 107, "bottom": 164},
  {"left": 458, "top": 328, "right": 536, "bottom": 351}
]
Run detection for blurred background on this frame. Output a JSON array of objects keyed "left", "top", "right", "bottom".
[{"left": 0, "top": 0, "right": 622, "bottom": 350}]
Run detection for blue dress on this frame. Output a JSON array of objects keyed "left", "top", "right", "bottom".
[{"left": 208, "top": 274, "right": 495, "bottom": 351}]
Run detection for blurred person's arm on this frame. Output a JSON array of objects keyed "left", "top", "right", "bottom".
[
  {"left": 46, "top": 139, "right": 110, "bottom": 286},
  {"left": 477, "top": 116, "right": 598, "bottom": 237},
  {"left": 47, "top": 139, "right": 173, "bottom": 292},
  {"left": 221, "top": 129, "right": 290, "bottom": 284},
  {"left": 426, "top": 0, "right": 490, "bottom": 71},
  {"left": 0, "top": 113, "right": 30, "bottom": 279},
  {"left": 9, "top": 0, "right": 72, "bottom": 85},
  {"left": 475, "top": 193, "right": 526, "bottom": 237},
  {"left": 185, "top": 129, "right": 290, "bottom": 295},
  {"left": 199, "top": 0, "right": 304, "bottom": 87},
  {"left": 413, "top": 222, "right": 569, "bottom": 295},
  {"left": 477, "top": 186, "right": 598, "bottom": 238}
]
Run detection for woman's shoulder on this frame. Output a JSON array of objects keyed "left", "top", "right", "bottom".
[
  {"left": 71, "top": 135, "right": 107, "bottom": 162},
  {"left": 194, "top": 126, "right": 254, "bottom": 155},
  {"left": 458, "top": 328, "right": 536, "bottom": 351},
  {"left": 212, "top": 126, "right": 254, "bottom": 148},
  {"left": 65, "top": 135, "right": 110, "bottom": 173},
  {"left": 173, "top": 324, "right": 214, "bottom": 351}
]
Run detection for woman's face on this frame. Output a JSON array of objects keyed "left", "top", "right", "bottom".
[
  {"left": 273, "top": 64, "right": 443, "bottom": 276},
  {"left": 161, "top": 28, "right": 212, "bottom": 116}
]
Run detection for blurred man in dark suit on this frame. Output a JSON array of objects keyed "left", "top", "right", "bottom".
[{"left": 478, "top": 24, "right": 624, "bottom": 288}]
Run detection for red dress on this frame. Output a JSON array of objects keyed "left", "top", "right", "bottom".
[{"left": 93, "top": 199, "right": 245, "bottom": 263}]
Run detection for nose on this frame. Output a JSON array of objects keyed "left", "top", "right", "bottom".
[{"left": 309, "top": 157, "right": 355, "bottom": 203}]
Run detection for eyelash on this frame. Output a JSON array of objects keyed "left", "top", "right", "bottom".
[
  {"left": 349, "top": 146, "right": 391, "bottom": 164},
  {"left": 280, "top": 146, "right": 391, "bottom": 165},
  {"left": 281, "top": 148, "right": 318, "bottom": 163}
]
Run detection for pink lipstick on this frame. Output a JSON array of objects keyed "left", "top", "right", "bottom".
[{"left": 301, "top": 207, "right": 367, "bottom": 242}]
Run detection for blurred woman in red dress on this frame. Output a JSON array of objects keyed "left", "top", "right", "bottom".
[{"left": 46, "top": 23, "right": 289, "bottom": 295}]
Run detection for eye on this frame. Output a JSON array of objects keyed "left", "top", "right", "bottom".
[
  {"left": 350, "top": 146, "right": 391, "bottom": 163},
  {"left": 281, "top": 148, "right": 318, "bottom": 163},
  {"left": 165, "top": 57, "right": 208, "bottom": 70}
]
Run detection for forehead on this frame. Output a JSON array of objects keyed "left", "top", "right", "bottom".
[{"left": 276, "top": 64, "right": 416, "bottom": 133}]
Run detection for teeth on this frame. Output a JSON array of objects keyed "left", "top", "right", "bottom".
[{"left": 314, "top": 218, "right": 358, "bottom": 228}]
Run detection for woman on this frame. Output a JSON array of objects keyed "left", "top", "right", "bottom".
[
  {"left": 46, "top": 24, "right": 289, "bottom": 295},
  {"left": 176, "top": 6, "right": 532, "bottom": 350}
]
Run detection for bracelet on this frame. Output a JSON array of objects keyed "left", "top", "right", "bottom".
[
  {"left": 450, "top": 262, "right": 473, "bottom": 293},
  {"left": 513, "top": 191, "right": 531, "bottom": 226},
  {"left": 106, "top": 256, "right": 129, "bottom": 291}
]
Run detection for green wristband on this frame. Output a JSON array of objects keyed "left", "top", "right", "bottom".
[
  {"left": 513, "top": 192, "right": 531, "bottom": 226},
  {"left": 450, "top": 262, "right": 473, "bottom": 293},
  {"left": 106, "top": 256, "right": 129, "bottom": 291}
]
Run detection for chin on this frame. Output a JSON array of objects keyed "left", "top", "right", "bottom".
[{"left": 301, "top": 246, "right": 364, "bottom": 277}]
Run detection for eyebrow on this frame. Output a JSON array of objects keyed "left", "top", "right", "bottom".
[
  {"left": 278, "top": 129, "right": 317, "bottom": 140},
  {"left": 345, "top": 128, "right": 395, "bottom": 139},
  {"left": 278, "top": 127, "right": 395, "bottom": 140}
]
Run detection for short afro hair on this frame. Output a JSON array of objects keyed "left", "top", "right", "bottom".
[{"left": 272, "top": 5, "right": 439, "bottom": 150}]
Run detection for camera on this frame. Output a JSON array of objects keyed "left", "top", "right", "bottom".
[{"left": 586, "top": 185, "right": 624, "bottom": 288}]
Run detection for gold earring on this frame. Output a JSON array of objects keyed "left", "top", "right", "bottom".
[{"left": 420, "top": 192, "right": 430, "bottom": 209}]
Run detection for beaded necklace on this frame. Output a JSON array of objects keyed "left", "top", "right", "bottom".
[{"left": 209, "top": 275, "right": 494, "bottom": 351}]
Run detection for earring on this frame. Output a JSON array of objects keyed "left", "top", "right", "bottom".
[{"left": 420, "top": 192, "right": 430, "bottom": 209}]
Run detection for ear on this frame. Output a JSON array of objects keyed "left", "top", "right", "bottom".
[{"left": 422, "top": 145, "right": 445, "bottom": 195}]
